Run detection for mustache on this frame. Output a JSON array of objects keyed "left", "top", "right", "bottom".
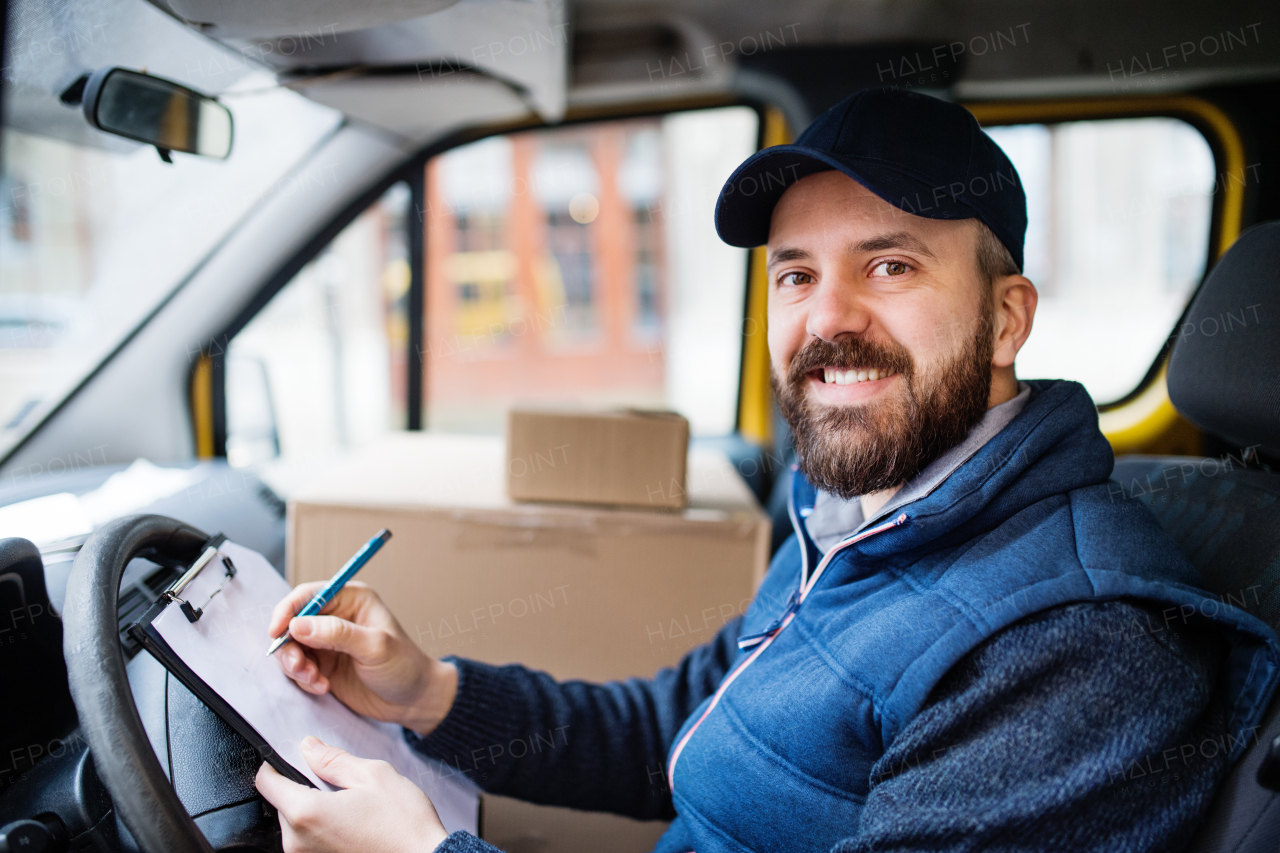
[{"left": 786, "top": 337, "right": 914, "bottom": 386}]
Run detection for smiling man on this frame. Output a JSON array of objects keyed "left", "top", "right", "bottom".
[
  {"left": 256, "top": 89, "right": 1279, "bottom": 853},
  {"left": 763, "top": 172, "right": 1027, "bottom": 521}
]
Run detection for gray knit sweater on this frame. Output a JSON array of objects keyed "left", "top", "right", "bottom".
[{"left": 409, "top": 598, "right": 1235, "bottom": 852}]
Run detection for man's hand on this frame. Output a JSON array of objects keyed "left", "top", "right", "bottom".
[
  {"left": 256, "top": 737, "right": 449, "bottom": 853},
  {"left": 268, "top": 581, "right": 456, "bottom": 735}
]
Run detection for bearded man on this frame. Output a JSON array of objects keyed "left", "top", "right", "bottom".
[{"left": 255, "top": 89, "right": 1279, "bottom": 853}]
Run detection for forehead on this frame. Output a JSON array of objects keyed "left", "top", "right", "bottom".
[{"left": 768, "top": 170, "right": 958, "bottom": 248}]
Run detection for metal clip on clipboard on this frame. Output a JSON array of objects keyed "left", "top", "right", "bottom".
[{"left": 161, "top": 532, "right": 237, "bottom": 623}]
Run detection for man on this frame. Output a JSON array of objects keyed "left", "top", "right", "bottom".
[{"left": 255, "top": 89, "right": 1279, "bottom": 853}]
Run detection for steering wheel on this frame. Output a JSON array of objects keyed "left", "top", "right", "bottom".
[{"left": 62, "top": 514, "right": 216, "bottom": 853}]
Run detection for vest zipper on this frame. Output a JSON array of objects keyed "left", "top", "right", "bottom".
[
  {"left": 735, "top": 589, "right": 800, "bottom": 650},
  {"left": 667, "top": 511, "right": 908, "bottom": 791}
]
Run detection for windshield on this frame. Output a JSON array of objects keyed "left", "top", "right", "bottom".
[{"left": 0, "top": 71, "right": 341, "bottom": 461}]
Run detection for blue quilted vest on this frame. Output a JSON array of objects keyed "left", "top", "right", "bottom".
[{"left": 654, "top": 380, "right": 1280, "bottom": 853}]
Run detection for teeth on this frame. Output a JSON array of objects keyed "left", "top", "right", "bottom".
[{"left": 820, "top": 367, "right": 896, "bottom": 385}]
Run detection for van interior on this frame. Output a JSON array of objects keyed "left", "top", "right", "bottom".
[{"left": 1, "top": 0, "right": 1279, "bottom": 851}]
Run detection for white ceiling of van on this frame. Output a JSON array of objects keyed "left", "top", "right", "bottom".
[
  {"left": 156, "top": 0, "right": 461, "bottom": 38},
  {"left": 8, "top": 0, "right": 1280, "bottom": 151},
  {"left": 186, "top": 0, "right": 1280, "bottom": 140},
  {"left": 3, "top": 0, "right": 563, "bottom": 150},
  {"left": 4, "top": 0, "right": 261, "bottom": 150}
]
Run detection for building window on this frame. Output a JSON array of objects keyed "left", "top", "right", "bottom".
[
  {"left": 534, "top": 139, "right": 600, "bottom": 337},
  {"left": 619, "top": 127, "right": 664, "bottom": 341},
  {"left": 633, "top": 206, "right": 662, "bottom": 337},
  {"left": 545, "top": 209, "right": 595, "bottom": 333}
]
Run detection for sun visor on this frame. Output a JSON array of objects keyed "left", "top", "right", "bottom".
[
  {"left": 296, "top": 71, "right": 532, "bottom": 143},
  {"left": 203, "top": 0, "right": 570, "bottom": 121}
]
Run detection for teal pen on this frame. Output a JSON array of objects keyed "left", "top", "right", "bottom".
[{"left": 266, "top": 528, "right": 392, "bottom": 656}]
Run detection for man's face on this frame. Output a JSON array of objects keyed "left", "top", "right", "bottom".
[{"left": 767, "top": 171, "right": 996, "bottom": 499}]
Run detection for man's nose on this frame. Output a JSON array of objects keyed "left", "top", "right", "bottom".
[{"left": 805, "top": 279, "right": 872, "bottom": 343}]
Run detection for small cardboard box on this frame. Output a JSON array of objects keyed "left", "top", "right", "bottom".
[
  {"left": 506, "top": 409, "right": 690, "bottom": 509},
  {"left": 287, "top": 433, "right": 770, "bottom": 853}
]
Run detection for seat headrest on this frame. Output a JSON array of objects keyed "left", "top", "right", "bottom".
[{"left": 1168, "top": 220, "right": 1280, "bottom": 456}]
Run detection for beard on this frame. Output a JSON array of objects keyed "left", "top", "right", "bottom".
[{"left": 772, "top": 307, "right": 995, "bottom": 500}]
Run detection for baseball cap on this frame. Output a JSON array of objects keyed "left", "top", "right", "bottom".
[{"left": 714, "top": 88, "right": 1027, "bottom": 271}]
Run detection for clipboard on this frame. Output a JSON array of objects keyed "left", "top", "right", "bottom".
[
  {"left": 125, "top": 533, "right": 479, "bottom": 832},
  {"left": 127, "top": 532, "right": 315, "bottom": 787}
]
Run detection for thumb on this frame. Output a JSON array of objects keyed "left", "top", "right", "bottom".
[
  {"left": 255, "top": 760, "right": 316, "bottom": 816},
  {"left": 300, "top": 736, "right": 386, "bottom": 790},
  {"left": 290, "top": 615, "right": 386, "bottom": 663}
]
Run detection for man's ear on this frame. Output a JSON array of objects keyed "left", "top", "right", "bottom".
[{"left": 991, "top": 274, "right": 1037, "bottom": 369}]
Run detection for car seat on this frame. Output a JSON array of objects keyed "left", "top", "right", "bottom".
[{"left": 1111, "top": 220, "right": 1280, "bottom": 853}]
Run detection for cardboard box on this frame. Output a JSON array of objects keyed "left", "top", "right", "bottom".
[
  {"left": 287, "top": 433, "right": 770, "bottom": 853},
  {"left": 287, "top": 432, "right": 769, "bottom": 679},
  {"left": 506, "top": 409, "right": 690, "bottom": 509}
]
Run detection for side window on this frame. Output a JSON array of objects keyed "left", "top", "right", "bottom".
[
  {"left": 222, "top": 106, "right": 758, "bottom": 468},
  {"left": 225, "top": 183, "right": 411, "bottom": 467},
  {"left": 984, "top": 118, "right": 1216, "bottom": 404},
  {"left": 422, "top": 107, "right": 759, "bottom": 434}
]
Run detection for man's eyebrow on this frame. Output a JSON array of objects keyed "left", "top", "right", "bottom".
[
  {"left": 852, "top": 232, "right": 938, "bottom": 260},
  {"left": 767, "top": 246, "right": 811, "bottom": 267}
]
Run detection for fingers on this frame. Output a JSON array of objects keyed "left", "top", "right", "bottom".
[
  {"left": 255, "top": 761, "right": 317, "bottom": 816},
  {"left": 261, "top": 739, "right": 447, "bottom": 853},
  {"left": 268, "top": 582, "right": 327, "bottom": 638},
  {"left": 289, "top": 614, "right": 390, "bottom": 665},
  {"left": 268, "top": 582, "right": 385, "bottom": 639},
  {"left": 279, "top": 644, "right": 330, "bottom": 694},
  {"left": 299, "top": 736, "right": 393, "bottom": 790}
]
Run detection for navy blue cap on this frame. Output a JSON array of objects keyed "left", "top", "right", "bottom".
[{"left": 715, "top": 88, "right": 1027, "bottom": 271}]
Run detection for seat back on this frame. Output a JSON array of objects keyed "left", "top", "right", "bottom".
[
  {"left": 1110, "top": 457, "right": 1280, "bottom": 853},
  {"left": 1113, "top": 220, "right": 1280, "bottom": 853}
]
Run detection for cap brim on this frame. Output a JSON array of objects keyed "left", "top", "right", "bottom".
[{"left": 714, "top": 145, "right": 980, "bottom": 249}]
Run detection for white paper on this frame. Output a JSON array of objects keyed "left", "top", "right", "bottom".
[
  {"left": 152, "top": 541, "right": 478, "bottom": 833},
  {"left": 0, "top": 493, "right": 92, "bottom": 545},
  {"left": 0, "top": 460, "right": 209, "bottom": 547},
  {"left": 79, "top": 459, "right": 209, "bottom": 526}
]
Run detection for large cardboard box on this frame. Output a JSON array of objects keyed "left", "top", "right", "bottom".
[
  {"left": 506, "top": 409, "right": 690, "bottom": 509},
  {"left": 286, "top": 433, "right": 770, "bottom": 851}
]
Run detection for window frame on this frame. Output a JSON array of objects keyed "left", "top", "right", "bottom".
[
  {"left": 964, "top": 96, "right": 1250, "bottom": 457},
  {"left": 194, "top": 95, "right": 768, "bottom": 458}
]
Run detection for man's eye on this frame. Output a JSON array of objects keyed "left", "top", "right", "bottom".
[
  {"left": 873, "top": 261, "right": 910, "bottom": 277},
  {"left": 781, "top": 272, "right": 814, "bottom": 286}
]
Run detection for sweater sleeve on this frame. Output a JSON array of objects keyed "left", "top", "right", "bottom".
[
  {"left": 834, "top": 600, "right": 1235, "bottom": 853},
  {"left": 431, "top": 831, "right": 505, "bottom": 853},
  {"left": 405, "top": 615, "right": 743, "bottom": 821}
]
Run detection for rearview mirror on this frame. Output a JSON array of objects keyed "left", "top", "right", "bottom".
[{"left": 81, "top": 67, "right": 233, "bottom": 161}]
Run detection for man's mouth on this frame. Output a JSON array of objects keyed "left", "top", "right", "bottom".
[{"left": 809, "top": 366, "right": 900, "bottom": 386}]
